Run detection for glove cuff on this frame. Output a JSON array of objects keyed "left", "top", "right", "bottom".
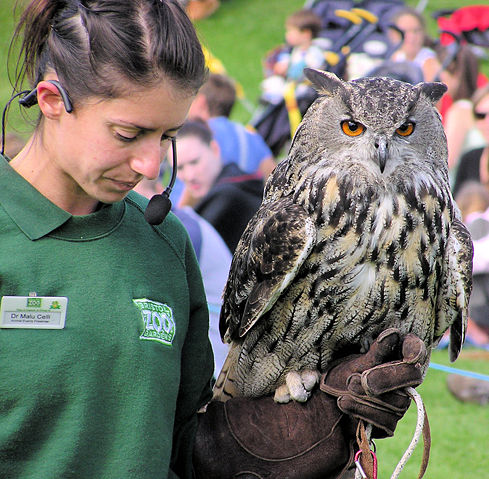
[{"left": 194, "top": 394, "right": 357, "bottom": 479}]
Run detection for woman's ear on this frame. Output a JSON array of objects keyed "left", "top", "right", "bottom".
[
  {"left": 188, "top": 93, "right": 209, "bottom": 121},
  {"left": 36, "top": 80, "right": 68, "bottom": 119},
  {"left": 210, "top": 138, "right": 221, "bottom": 159}
]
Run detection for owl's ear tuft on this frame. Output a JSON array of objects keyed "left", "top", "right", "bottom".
[
  {"left": 415, "top": 82, "right": 447, "bottom": 104},
  {"left": 304, "top": 68, "right": 344, "bottom": 96}
]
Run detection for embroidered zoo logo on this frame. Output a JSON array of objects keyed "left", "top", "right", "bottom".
[{"left": 133, "top": 298, "right": 176, "bottom": 346}]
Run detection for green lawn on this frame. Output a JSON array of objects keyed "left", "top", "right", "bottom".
[
  {"left": 376, "top": 348, "right": 489, "bottom": 478},
  {"left": 1, "top": 2, "right": 488, "bottom": 478}
]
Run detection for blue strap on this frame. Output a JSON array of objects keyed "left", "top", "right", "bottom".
[{"left": 429, "top": 362, "right": 489, "bottom": 382}]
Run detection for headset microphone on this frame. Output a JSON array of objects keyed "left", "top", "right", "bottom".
[
  {"left": 19, "top": 80, "right": 74, "bottom": 112},
  {"left": 144, "top": 137, "right": 177, "bottom": 225},
  {"left": 2, "top": 80, "right": 73, "bottom": 156}
]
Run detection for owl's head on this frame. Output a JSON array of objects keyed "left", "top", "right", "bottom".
[{"left": 292, "top": 68, "right": 448, "bottom": 181}]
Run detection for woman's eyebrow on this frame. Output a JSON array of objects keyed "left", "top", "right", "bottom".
[{"left": 111, "top": 120, "right": 185, "bottom": 134}]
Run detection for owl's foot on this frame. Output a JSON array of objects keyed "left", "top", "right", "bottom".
[{"left": 274, "top": 369, "right": 321, "bottom": 403}]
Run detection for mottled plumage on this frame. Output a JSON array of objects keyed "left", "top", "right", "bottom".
[{"left": 214, "top": 69, "right": 473, "bottom": 403}]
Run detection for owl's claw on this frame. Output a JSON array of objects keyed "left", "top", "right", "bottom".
[{"left": 274, "top": 369, "right": 321, "bottom": 403}]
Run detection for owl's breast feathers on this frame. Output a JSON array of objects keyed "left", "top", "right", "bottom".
[
  {"left": 219, "top": 162, "right": 472, "bottom": 396},
  {"left": 290, "top": 168, "right": 472, "bottom": 353}
]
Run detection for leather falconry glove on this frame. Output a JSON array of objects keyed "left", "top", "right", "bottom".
[
  {"left": 321, "top": 328, "right": 427, "bottom": 438},
  {"left": 193, "top": 328, "right": 426, "bottom": 479}
]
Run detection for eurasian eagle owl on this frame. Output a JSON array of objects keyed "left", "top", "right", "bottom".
[{"left": 214, "top": 69, "right": 473, "bottom": 403}]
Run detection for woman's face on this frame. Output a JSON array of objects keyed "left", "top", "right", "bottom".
[
  {"left": 474, "top": 93, "right": 489, "bottom": 142},
  {"left": 395, "top": 13, "right": 425, "bottom": 60},
  {"left": 439, "top": 68, "right": 457, "bottom": 96},
  {"left": 175, "top": 136, "right": 222, "bottom": 201},
  {"left": 40, "top": 80, "right": 193, "bottom": 214}
]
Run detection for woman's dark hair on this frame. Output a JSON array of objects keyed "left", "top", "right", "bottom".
[
  {"left": 10, "top": 0, "right": 207, "bottom": 106},
  {"left": 472, "top": 83, "right": 489, "bottom": 112},
  {"left": 199, "top": 73, "right": 237, "bottom": 118},
  {"left": 436, "top": 44, "right": 479, "bottom": 101},
  {"left": 177, "top": 118, "right": 214, "bottom": 145}
]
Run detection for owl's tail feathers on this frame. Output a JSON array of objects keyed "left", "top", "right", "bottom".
[{"left": 212, "top": 343, "right": 241, "bottom": 402}]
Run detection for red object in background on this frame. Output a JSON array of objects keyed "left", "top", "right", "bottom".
[
  {"left": 437, "top": 5, "right": 489, "bottom": 46},
  {"left": 435, "top": 5, "right": 489, "bottom": 121},
  {"left": 439, "top": 73, "right": 489, "bottom": 123}
]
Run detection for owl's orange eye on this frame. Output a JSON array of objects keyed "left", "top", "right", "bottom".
[
  {"left": 396, "top": 122, "right": 415, "bottom": 136},
  {"left": 341, "top": 120, "right": 365, "bottom": 137}
]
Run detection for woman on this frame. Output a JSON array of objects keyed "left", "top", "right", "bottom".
[
  {"left": 452, "top": 85, "right": 489, "bottom": 197},
  {"left": 1, "top": 1, "right": 212, "bottom": 478},
  {"left": 436, "top": 44, "right": 485, "bottom": 171},
  {"left": 0, "top": 1, "right": 425, "bottom": 478},
  {"left": 389, "top": 6, "right": 440, "bottom": 82}
]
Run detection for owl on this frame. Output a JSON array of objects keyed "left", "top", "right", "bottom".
[{"left": 214, "top": 68, "right": 473, "bottom": 404}]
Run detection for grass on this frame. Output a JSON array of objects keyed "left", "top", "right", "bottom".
[
  {"left": 376, "top": 348, "right": 489, "bottom": 478},
  {"left": 1, "top": 2, "right": 489, "bottom": 477}
]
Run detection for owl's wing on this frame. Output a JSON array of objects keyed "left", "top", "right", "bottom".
[
  {"left": 435, "top": 217, "right": 473, "bottom": 361},
  {"left": 220, "top": 196, "right": 317, "bottom": 341}
]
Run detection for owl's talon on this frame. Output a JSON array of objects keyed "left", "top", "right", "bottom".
[
  {"left": 274, "top": 370, "right": 321, "bottom": 403},
  {"left": 301, "top": 369, "right": 321, "bottom": 391},
  {"left": 274, "top": 384, "right": 291, "bottom": 403}
]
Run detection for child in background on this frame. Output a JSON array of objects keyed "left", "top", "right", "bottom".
[{"left": 261, "top": 9, "right": 324, "bottom": 104}]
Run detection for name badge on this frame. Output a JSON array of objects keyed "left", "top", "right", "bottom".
[{"left": 0, "top": 296, "right": 68, "bottom": 329}]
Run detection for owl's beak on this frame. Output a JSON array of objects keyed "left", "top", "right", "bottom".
[{"left": 375, "top": 137, "right": 388, "bottom": 173}]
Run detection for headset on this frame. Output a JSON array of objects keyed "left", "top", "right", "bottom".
[{"left": 2, "top": 80, "right": 176, "bottom": 225}]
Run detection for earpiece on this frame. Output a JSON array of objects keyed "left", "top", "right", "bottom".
[
  {"left": 144, "top": 137, "right": 178, "bottom": 225},
  {"left": 18, "top": 80, "right": 73, "bottom": 113},
  {"left": 1, "top": 80, "right": 73, "bottom": 156}
]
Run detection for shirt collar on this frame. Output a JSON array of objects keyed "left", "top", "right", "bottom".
[{"left": 0, "top": 156, "right": 124, "bottom": 240}]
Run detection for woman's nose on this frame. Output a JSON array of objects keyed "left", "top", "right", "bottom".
[{"left": 130, "top": 142, "right": 169, "bottom": 179}]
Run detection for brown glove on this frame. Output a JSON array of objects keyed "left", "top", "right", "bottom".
[
  {"left": 193, "top": 391, "right": 354, "bottom": 479},
  {"left": 321, "top": 328, "right": 427, "bottom": 438},
  {"left": 193, "top": 329, "right": 426, "bottom": 479}
]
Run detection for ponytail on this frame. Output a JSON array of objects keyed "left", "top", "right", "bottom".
[
  {"left": 8, "top": 0, "right": 207, "bottom": 106},
  {"left": 10, "top": 0, "right": 64, "bottom": 91}
]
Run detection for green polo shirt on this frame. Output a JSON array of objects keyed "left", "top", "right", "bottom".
[{"left": 0, "top": 156, "right": 214, "bottom": 478}]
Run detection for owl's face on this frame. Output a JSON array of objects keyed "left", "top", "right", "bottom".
[{"left": 293, "top": 70, "right": 448, "bottom": 182}]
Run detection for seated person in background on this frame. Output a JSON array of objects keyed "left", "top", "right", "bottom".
[
  {"left": 454, "top": 180, "right": 489, "bottom": 223},
  {"left": 365, "top": 59, "right": 424, "bottom": 85},
  {"left": 261, "top": 8, "right": 324, "bottom": 104},
  {"left": 175, "top": 120, "right": 263, "bottom": 253},
  {"left": 189, "top": 73, "right": 276, "bottom": 180},
  {"left": 388, "top": 6, "right": 440, "bottom": 82},
  {"left": 452, "top": 84, "right": 489, "bottom": 197},
  {"left": 134, "top": 176, "right": 232, "bottom": 378},
  {"left": 454, "top": 182, "right": 489, "bottom": 346},
  {"left": 436, "top": 44, "right": 485, "bottom": 172}
]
